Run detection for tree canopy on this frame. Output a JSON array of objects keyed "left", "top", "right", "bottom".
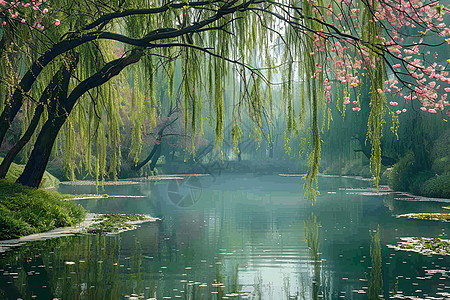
[{"left": 0, "top": 0, "right": 449, "bottom": 199}]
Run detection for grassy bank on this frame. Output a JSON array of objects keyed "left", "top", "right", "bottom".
[
  {"left": 0, "top": 181, "right": 86, "bottom": 240},
  {"left": 0, "top": 157, "right": 60, "bottom": 188}
]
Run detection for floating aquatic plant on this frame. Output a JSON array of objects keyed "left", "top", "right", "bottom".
[
  {"left": 86, "top": 214, "right": 154, "bottom": 234},
  {"left": 397, "top": 213, "right": 450, "bottom": 222},
  {"left": 388, "top": 237, "right": 450, "bottom": 256}
]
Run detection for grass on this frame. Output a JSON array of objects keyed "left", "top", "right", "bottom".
[
  {"left": 0, "top": 157, "right": 60, "bottom": 188},
  {"left": 0, "top": 181, "right": 86, "bottom": 240},
  {"left": 87, "top": 214, "right": 150, "bottom": 234}
]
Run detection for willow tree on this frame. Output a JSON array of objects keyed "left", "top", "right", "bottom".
[{"left": 0, "top": 0, "right": 449, "bottom": 198}]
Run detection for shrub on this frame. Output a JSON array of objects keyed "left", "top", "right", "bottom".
[
  {"left": 420, "top": 174, "right": 450, "bottom": 198},
  {"left": 409, "top": 170, "right": 435, "bottom": 195},
  {"left": 430, "top": 129, "right": 450, "bottom": 175},
  {"left": 0, "top": 206, "right": 34, "bottom": 240},
  {"left": 388, "top": 151, "right": 415, "bottom": 191},
  {"left": 432, "top": 156, "right": 450, "bottom": 175},
  {"left": 380, "top": 168, "right": 392, "bottom": 185}
]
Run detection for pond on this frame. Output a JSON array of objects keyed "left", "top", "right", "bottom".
[{"left": 1, "top": 174, "right": 449, "bottom": 299}]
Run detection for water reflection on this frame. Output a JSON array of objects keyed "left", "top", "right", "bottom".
[
  {"left": 1, "top": 175, "right": 449, "bottom": 299},
  {"left": 0, "top": 235, "right": 128, "bottom": 299},
  {"left": 368, "top": 226, "right": 383, "bottom": 300},
  {"left": 304, "top": 213, "right": 321, "bottom": 300}
]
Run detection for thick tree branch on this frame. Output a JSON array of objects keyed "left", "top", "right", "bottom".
[{"left": 83, "top": 0, "right": 222, "bottom": 31}]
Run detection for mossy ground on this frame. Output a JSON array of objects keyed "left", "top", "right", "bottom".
[
  {"left": 0, "top": 157, "right": 59, "bottom": 188},
  {"left": 87, "top": 214, "right": 151, "bottom": 234},
  {"left": 0, "top": 181, "right": 86, "bottom": 240}
]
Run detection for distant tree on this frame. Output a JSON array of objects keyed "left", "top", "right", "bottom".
[{"left": 0, "top": 0, "right": 449, "bottom": 200}]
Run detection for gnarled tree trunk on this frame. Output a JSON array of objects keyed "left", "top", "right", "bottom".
[
  {"left": 0, "top": 64, "right": 70, "bottom": 179},
  {"left": 17, "top": 50, "right": 143, "bottom": 187}
]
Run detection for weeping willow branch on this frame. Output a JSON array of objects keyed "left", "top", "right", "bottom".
[{"left": 15, "top": 50, "right": 144, "bottom": 188}]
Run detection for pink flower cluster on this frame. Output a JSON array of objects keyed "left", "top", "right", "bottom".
[
  {"left": 305, "top": 0, "right": 449, "bottom": 117},
  {"left": 0, "top": 0, "right": 60, "bottom": 29}
]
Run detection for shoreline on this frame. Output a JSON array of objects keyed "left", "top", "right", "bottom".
[{"left": 0, "top": 213, "right": 160, "bottom": 253}]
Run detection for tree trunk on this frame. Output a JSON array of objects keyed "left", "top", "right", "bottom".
[
  {"left": 17, "top": 50, "right": 143, "bottom": 187},
  {"left": 149, "top": 143, "right": 162, "bottom": 171},
  {"left": 0, "top": 105, "right": 44, "bottom": 179},
  {"left": 133, "top": 109, "right": 177, "bottom": 171},
  {"left": 355, "top": 136, "right": 397, "bottom": 166},
  {"left": 0, "top": 34, "right": 107, "bottom": 148},
  {"left": 16, "top": 115, "right": 67, "bottom": 187},
  {"left": 0, "top": 63, "right": 70, "bottom": 179},
  {"left": 133, "top": 142, "right": 161, "bottom": 170},
  {"left": 15, "top": 63, "right": 73, "bottom": 187}
]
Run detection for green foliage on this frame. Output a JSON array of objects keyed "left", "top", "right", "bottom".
[
  {"left": 430, "top": 129, "right": 450, "bottom": 175},
  {"left": 362, "top": 1, "right": 386, "bottom": 189},
  {"left": 0, "top": 157, "right": 59, "bottom": 188},
  {"left": 87, "top": 214, "right": 150, "bottom": 234},
  {"left": 388, "top": 151, "right": 415, "bottom": 191},
  {"left": 408, "top": 170, "right": 435, "bottom": 195},
  {"left": 0, "top": 181, "right": 86, "bottom": 240},
  {"left": 388, "top": 150, "right": 450, "bottom": 198},
  {"left": 432, "top": 156, "right": 450, "bottom": 175},
  {"left": 0, "top": 206, "right": 33, "bottom": 240},
  {"left": 341, "top": 161, "right": 372, "bottom": 178},
  {"left": 2, "top": 0, "right": 447, "bottom": 201},
  {"left": 420, "top": 174, "right": 450, "bottom": 198}
]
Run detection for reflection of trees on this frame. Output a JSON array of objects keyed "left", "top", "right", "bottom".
[
  {"left": 0, "top": 235, "right": 155, "bottom": 299},
  {"left": 369, "top": 226, "right": 384, "bottom": 300},
  {"left": 304, "top": 213, "right": 321, "bottom": 300}
]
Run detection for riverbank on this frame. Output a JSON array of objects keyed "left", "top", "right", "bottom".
[
  {"left": 0, "top": 157, "right": 60, "bottom": 188},
  {"left": 0, "top": 213, "right": 160, "bottom": 253},
  {"left": 0, "top": 181, "right": 86, "bottom": 240}
]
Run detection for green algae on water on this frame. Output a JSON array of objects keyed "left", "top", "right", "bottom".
[
  {"left": 86, "top": 214, "right": 156, "bottom": 234},
  {"left": 397, "top": 213, "right": 450, "bottom": 222},
  {"left": 387, "top": 237, "right": 450, "bottom": 256}
]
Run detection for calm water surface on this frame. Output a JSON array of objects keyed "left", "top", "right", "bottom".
[{"left": 1, "top": 174, "right": 449, "bottom": 299}]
